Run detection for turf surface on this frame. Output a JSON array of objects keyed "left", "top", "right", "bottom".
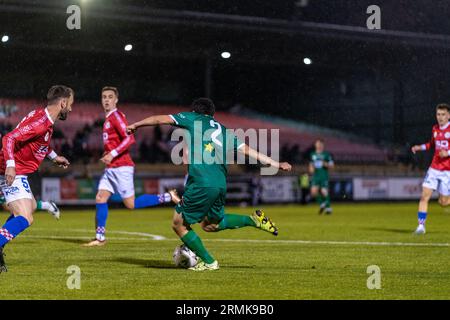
[{"left": 1, "top": 203, "right": 450, "bottom": 299}]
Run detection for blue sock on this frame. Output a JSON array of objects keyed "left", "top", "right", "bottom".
[
  {"left": 134, "top": 193, "right": 170, "bottom": 209},
  {"left": 418, "top": 211, "right": 427, "bottom": 225},
  {"left": 5, "top": 214, "right": 14, "bottom": 223},
  {"left": 95, "top": 203, "right": 108, "bottom": 241},
  {"left": 0, "top": 216, "right": 30, "bottom": 247}
]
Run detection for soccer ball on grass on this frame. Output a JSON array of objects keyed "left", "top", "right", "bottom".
[{"left": 173, "top": 244, "right": 198, "bottom": 268}]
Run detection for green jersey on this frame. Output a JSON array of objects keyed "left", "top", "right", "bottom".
[
  {"left": 310, "top": 151, "right": 334, "bottom": 180},
  {"left": 170, "top": 111, "right": 244, "bottom": 189}
]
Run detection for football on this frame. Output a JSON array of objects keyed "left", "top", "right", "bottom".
[{"left": 173, "top": 244, "right": 198, "bottom": 268}]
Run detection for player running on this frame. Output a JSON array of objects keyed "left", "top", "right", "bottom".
[
  {"left": 0, "top": 134, "right": 60, "bottom": 219},
  {"left": 309, "top": 139, "right": 334, "bottom": 214},
  {"left": 83, "top": 87, "right": 179, "bottom": 247},
  {"left": 0, "top": 85, "right": 73, "bottom": 273},
  {"left": 411, "top": 103, "right": 450, "bottom": 235},
  {"left": 127, "top": 98, "right": 292, "bottom": 271}
]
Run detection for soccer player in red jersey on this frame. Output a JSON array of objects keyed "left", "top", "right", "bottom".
[
  {"left": 83, "top": 87, "right": 179, "bottom": 247},
  {"left": 411, "top": 103, "right": 450, "bottom": 234},
  {"left": 0, "top": 85, "right": 73, "bottom": 272}
]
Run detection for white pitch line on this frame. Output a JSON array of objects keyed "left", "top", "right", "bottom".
[
  {"left": 21, "top": 234, "right": 450, "bottom": 247},
  {"left": 31, "top": 228, "right": 166, "bottom": 240}
]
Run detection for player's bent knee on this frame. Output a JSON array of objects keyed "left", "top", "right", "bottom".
[
  {"left": 204, "top": 224, "right": 219, "bottom": 232},
  {"left": 439, "top": 197, "right": 450, "bottom": 207},
  {"left": 124, "top": 202, "right": 135, "bottom": 210},
  {"left": 95, "top": 195, "right": 108, "bottom": 203}
]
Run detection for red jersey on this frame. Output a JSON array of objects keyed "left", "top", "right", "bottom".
[
  {"left": 103, "top": 109, "right": 135, "bottom": 168},
  {"left": 0, "top": 108, "right": 55, "bottom": 175},
  {"left": 423, "top": 123, "right": 450, "bottom": 171}
]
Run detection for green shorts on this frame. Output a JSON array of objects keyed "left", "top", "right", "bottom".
[
  {"left": 311, "top": 176, "right": 329, "bottom": 189},
  {"left": 175, "top": 186, "right": 226, "bottom": 225}
]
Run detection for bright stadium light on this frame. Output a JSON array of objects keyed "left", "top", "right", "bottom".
[
  {"left": 303, "top": 57, "right": 312, "bottom": 65},
  {"left": 1, "top": 35, "right": 9, "bottom": 43},
  {"left": 221, "top": 51, "right": 231, "bottom": 59},
  {"left": 124, "top": 44, "right": 133, "bottom": 51}
]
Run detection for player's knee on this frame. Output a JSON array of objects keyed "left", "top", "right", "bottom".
[
  {"left": 420, "top": 194, "right": 431, "bottom": 202},
  {"left": 439, "top": 197, "right": 450, "bottom": 207},
  {"left": 124, "top": 202, "right": 135, "bottom": 210},
  {"left": 95, "top": 194, "right": 108, "bottom": 203},
  {"left": 202, "top": 224, "right": 218, "bottom": 232},
  {"left": 21, "top": 214, "right": 33, "bottom": 226},
  {"left": 172, "top": 219, "right": 182, "bottom": 232}
]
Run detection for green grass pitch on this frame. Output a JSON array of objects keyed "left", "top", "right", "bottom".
[{"left": 1, "top": 202, "right": 450, "bottom": 300}]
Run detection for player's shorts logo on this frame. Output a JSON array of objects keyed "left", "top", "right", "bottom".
[{"left": 3, "top": 186, "right": 20, "bottom": 196}]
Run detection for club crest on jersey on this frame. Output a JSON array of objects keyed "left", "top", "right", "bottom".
[
  {"left": 105, "top": 121, "right": 110, "bottom": 129},
  {"left": 445, "top": 132, "right": 450, "bottom": 139}
]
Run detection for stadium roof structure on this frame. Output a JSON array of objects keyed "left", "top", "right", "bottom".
[{"left": 3, "top": 0, "right": 450, "bottom": 67}]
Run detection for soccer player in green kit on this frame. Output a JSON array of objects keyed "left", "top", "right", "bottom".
[
  {"left": 309, "top": 139, "right": 334, "bottom": 214},
  {"left": 127, "top": 98, "right": 292, "bottom": 271}
]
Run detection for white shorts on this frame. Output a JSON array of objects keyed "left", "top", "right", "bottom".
[
  {"left": 422, "top": 168, "right": 450, "bottom": 196},
  {"left": 0, "top": 175, "right": 34, "bottom": 204},
  {"left": 98, "top": 166, "right": 135, "bottom": 199}
]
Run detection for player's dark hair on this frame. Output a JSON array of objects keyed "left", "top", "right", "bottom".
[
  {"left": 102, "top": 86, "right": 119, "bottom": 98},
  {"left": 436, "top": 103, "right": 450, "bottom": 113},
  {"left": 191, "top": 98, "right": 215, "bottom": 116},
  {"left": 47, "top": 85, "right": 73, "bottom": 104}
]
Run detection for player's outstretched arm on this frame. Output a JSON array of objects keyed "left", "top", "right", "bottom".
[
  {"left": 52, "top": 156, "right": 70, "bottom": 169},
  {"left": 239, "top": 144, "right": 292, "bottom": 171},
  {"left": 411, "top": 144, "right": 426, "bottom": 154},
  {"left": 127, "top": 115, "right": 175, "bottom": 134}
]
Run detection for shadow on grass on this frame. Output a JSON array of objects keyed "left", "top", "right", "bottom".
[
  {"left": 115, "top": 257, "right": 178, "bottom": 269},
  {"left": 363, "top": 227, "right": 413, "bottom": 234},
  {"left": 115, "top": 257, "right": 258, "bottom": 270},
  {"left": 44, "top": 238, "right": 88, "bottom": 245}
]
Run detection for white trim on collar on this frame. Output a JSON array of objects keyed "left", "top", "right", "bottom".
[
  {"left": 45, "top": 108, "right": 54, "bottom": 124},
  {"left": 440, "top": 122, "right": 450, "bottom": 130},
  {"left": 105, "top": 109, "right": 118, "bottom": 118}
]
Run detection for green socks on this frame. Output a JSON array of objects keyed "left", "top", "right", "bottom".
[
  {"left": 325, "top": 194, "right": 331, "bottom": 208},
  {"left": 217, "top": 214, "right": 256, "bottom": 231},
  {"left": 36, "top": 200, "right": 42, "bottom": 210},
  {"left": 181, "top": 230, "right": 215, "bottom": 264},
  {"left": 316, "top": 194, "right": 324, "bottom": 205}
]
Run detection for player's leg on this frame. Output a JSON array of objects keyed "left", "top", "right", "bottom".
[
  {"left": 321, "top": 182, "right": 332, "bottom": 214},
  {"left": 415, "top": 187, "right": 434, "bottom": 234},
  {"left": 36, "top": 199, "right": 60, "bottom": 220},
  {"left": 83, "top": 168, "right": 114, "bottom": 246},
  {"left": 0, "top": 195, "right": 14, "bottom": 223},
  {"left": 122, "top": 192, "right": 178, "bottom": 210},
  {"left": 172, "top": 210, "right": 218, "bottom": 271},
  {"left": 415, "top": 168, "right": 439, "bottom": 234},
  {"left": 202, "top": 189, "right": 278, "bottom": 235},
  {"left": 311, "top": 182, "right": 325, "bottom": 213},
  {"left": 173, "top": 187, "right": 218, "bottom": 271},
  {"left": 117, "top": 166, "right": 178, "bottom": 210},
  {"left": 437, "top": 171, "right": 450, "bottom": 207},
  {"left": 0, "top": 198, "right": 34, "bottom": 273}
]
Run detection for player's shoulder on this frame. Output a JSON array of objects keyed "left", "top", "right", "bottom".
[
  {"left": 432, "top": 124, "right": 440, "bottom": 131},
  {"left": 23, "top": 108, "right": 49, "bottom": 124},
  {"left": 110, "top": 109, "right": 128, "bottom": 123}
]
